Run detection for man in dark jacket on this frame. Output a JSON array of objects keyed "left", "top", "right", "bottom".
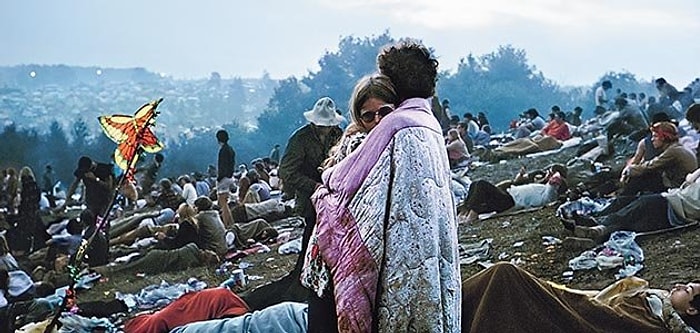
[
  {"left": 245, "top": 97, "right": 343, "bottom": 310},
  {"left": 216, "top": 130, "right": 236, "bottom": 228},
  {"left": 279, "top": 97, "right": 343, "bottom": 268}
]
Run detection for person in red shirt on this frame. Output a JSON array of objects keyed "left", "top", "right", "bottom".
[
  {"left": 540, "top": 109, "right": 571, "bottom": 141},
  {"left": 124, "top": 287, "right": 250, "bottom": 333}
]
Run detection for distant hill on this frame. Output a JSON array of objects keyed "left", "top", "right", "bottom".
[{"left": 0, "top": 65, "right": 278, "bottom": 140}]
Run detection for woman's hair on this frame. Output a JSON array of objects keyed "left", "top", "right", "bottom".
[
  {"left": 377, "top": 40, "right": 438, "bottom": 102},
  {"left": 320, "top": 73, "right": 398, "bottom": 171},
  {"left": 447, "top": 128, "right": 461, "bottom": 141},
  {"left": 176, "top": 203, "right": 198, "bottom": 230},
  {"left": 348, "top": 73, "right": 398, "bottom": 130},
  {"left": 177, "top": 203, "right": 197, "bottom": 220},
  {"left": 19, "top": 166, "right": 35, "bottom": 181}
]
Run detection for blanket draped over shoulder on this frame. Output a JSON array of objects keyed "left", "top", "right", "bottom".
[{"left": 312, "top": 98, "right": 461, "bottom": 332}]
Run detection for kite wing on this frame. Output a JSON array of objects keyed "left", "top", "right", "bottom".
[{"left": 98, "top": 98, "right": 164, "bottom": 173}]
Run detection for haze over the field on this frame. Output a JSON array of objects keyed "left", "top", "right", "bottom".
[{"left": 2, "top": 0, "right": 698, "bottom": 86}]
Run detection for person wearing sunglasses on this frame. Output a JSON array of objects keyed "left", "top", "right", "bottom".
[
  {"left": 318, "top": 74, "right": 398, "bottom": 172},
  {"left": 304, "top": 73, "right": 398, "bottom": 333},
  {"left": 311, "top": 41, "right": 460, "bottom": 332}
]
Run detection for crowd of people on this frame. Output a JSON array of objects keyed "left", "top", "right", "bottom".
[{"left": 0, "top": 40, "right": 699, "bottom": 332}]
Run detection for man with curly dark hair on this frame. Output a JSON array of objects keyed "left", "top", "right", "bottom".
[
  {"left": 377, "top": 40, "right": 438, "bottom": 102},
  {"left": 311, "top": 40, "right": 461, "bottom": 332}
]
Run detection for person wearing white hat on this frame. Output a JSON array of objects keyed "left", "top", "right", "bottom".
[{"left": 269, "top": 97, "right": 344, "bottom": 302}]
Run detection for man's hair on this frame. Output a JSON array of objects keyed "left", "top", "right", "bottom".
[
  {"left": 684, "top": 294, "right": 700, "bottom": 330},
  {"left": 79, "top": 209, "right": 95, "bottom": 226},
  {"left": 526, "top": 108, "right": 540, "bottom": 118},
  {"left": 246, "top": 169, "right": 260, "bottom": 183},
  {"left": 464, "top": 113, "right": 474, "bottom": 120},
  {"left": 602, "top": 80, "right": 612, "bottom": 89},
  {"left": 614, "top": 97, "right": 628, "bottom": 107},
  {"left": 377, "top": 40, "right": 438, "bottom": 102},
  {"left": 194, "top": 196, "right": 213, "bottom": 211},
  {"left": 691, "top": 293, "right": 700, "bottom": 312},
  {"left": 651, "top": 112, "right": 671, "bottom": 124},
  {"left": 216, "top": 129, "right": 229, "bottom": 143},
  {"left": 66, "top": 218, "right": 83, "bottom": 235},
  {"left": 686, "top": 103, "right": 700, "bottom": 123},
  {"left": 78, "top": 156, "right": 92, "bottom": 171},
  {"left": 159, "top": 178, "right": 173, "bottom": 190},
  {"left": 655, "top": 77, "right": 667, "bottom": 85},
  {"left": 155, "top": 153, "right": 164, "bottom": 163}
]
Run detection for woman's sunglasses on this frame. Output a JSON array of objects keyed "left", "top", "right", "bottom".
[{"left": 359, "top": 105, "right": 394, "bottom": 123}]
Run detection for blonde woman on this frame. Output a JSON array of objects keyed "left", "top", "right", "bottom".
[
  {"left": 18, "top": 167, "right": 47, "bottom": 253},
  {"left": 305, "top": 73, "right": 397, "bottom": 332}
]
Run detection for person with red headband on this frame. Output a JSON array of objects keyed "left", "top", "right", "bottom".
[{"left": 619, "top": 121, "right": 696, "bottom": 195}]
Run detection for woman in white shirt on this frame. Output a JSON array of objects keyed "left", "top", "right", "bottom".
[{"left": 177, "top": 175, "right": 198, "bottom": 207}]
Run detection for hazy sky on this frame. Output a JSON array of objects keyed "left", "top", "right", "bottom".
[{"left": 2, "top": 0, "right": 699, "bottom": 86}]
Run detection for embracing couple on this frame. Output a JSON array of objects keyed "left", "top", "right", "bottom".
[{"left": 301, "top": 41, "right": 461, "bottom": 333}]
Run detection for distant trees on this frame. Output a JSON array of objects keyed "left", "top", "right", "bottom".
[
  {"left": 438, "top": 45, "right": 570, "bottom": 132},
  {"left": 0, "top": 32, "right": 665, "bottom": 186},
  {"left": 253, "top": 31, "right": 396, "bottom": 151}
]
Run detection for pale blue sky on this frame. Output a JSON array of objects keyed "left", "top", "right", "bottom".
[{"left": 1, "top": 0, "right": 699, "bottom": 86}]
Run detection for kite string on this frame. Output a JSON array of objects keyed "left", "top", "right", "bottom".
[{"left": 44, "top": 100, "right": 161, "bottom": 333}]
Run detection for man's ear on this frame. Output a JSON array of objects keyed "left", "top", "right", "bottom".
[{"left": 687, "top": 307, "right": 698, "bottom": 316}]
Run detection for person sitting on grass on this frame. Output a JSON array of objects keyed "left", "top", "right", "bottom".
[
  {"left": 562, "top": 166, "right": 700, "bottom": 248},
  {"left": 618, "top": 121, "right": 696, "bottom": 196}
]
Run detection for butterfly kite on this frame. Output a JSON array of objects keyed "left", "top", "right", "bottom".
[{"left": 98, "top": 98, "right": 165, "bottom": 180}]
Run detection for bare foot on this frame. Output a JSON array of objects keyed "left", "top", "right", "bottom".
[{"left": 464, "top": 210, "right": 480, "bottom": 224}]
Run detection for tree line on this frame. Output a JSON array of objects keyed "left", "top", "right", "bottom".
[{"left": 0, "top": 31, "right": 657, "bottom": 186}]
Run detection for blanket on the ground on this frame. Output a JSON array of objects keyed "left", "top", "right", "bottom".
[
  {"left": 462, "top": 262, "right": 674, "bottom": 332},
  {"left": 494, "top": 135, "right": 562, "bottom": 156}
]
